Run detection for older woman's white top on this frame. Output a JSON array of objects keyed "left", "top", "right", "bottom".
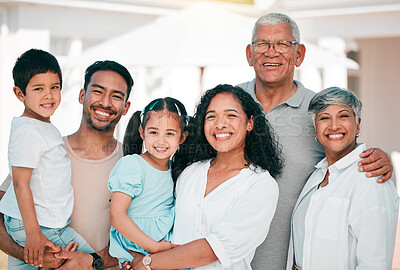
[
  {"left": 286, "top": 144, "right": 399, "bottom": 270},
  {"left": 172, "top": 159, "right": 279, "bottom": 270}
]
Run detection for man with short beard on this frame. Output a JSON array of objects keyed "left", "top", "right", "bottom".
[{"left": 0, "top": 60, "right": 132, "bottom": 270}]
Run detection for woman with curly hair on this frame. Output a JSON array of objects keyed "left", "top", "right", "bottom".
[{"left": 131, "top": 84, "right": 283, "bottom": 270}]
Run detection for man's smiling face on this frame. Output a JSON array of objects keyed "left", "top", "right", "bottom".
[{"left": 80, "top": 70, "right": 130, "bottom": 132}]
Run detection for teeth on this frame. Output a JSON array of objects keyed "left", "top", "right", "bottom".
[
  {"left": 41, "top": 104, "right": 52, "bottom": 108},
  {"left": 95, "top": 110, "right": 110, "bottom": 117},
  {"left": 264, "top": 63, "right": 280, "bottom": 66},
  {"left": 155, "top": 147, "right": 167, "bottom": 151},
  {"left": 215, "top": 133, "right": 231, "bottom": 138},
  {"left": 328, "top": 134, "right": 344, "bottom": 139}
]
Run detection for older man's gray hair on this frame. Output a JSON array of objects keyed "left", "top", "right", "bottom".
[{"left": 252, "top": 13, "right": 300, "bottom": 43}]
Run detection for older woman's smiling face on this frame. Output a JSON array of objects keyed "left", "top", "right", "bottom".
[{"left": 314, "top": 104, "right": 361, "bottom": 165}]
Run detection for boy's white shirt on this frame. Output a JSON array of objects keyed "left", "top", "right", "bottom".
[{"left": 0, "top": 116, "right": 74, "bottom": 228}]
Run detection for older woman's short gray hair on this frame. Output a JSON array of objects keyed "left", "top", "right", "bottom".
[
  {"left": 308, "top": 87, "right": 362, "bottom": 123},
  {"left": 252, "top": 13, "right": 300, "bottom": 43}
]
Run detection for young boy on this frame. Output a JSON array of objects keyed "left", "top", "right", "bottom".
[{"left": 0, "top": 49, "right": 94, "bottom": 269}]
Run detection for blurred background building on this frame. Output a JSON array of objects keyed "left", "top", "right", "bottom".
[{"left": 0, "top": 0, "right": 399, "bottom": 268}]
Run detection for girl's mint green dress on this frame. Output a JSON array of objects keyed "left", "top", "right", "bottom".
[{"left": 108, "top": 154, "right": 175, "bottom": 267}]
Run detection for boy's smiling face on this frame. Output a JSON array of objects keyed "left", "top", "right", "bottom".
[{"left": 14, "top": 72, "right": 61, "bottom": 122}]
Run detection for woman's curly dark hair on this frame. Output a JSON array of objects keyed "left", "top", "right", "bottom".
[{"left": 172, "top": 84, "right": 283, "bottom": 181}]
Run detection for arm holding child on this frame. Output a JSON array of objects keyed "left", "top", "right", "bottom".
[
  {"left": 12, "top": 166, "right": 60, "bottom": 267},
  {"left": 110, "top": 191, "right": 176, "bottom": 254},
  {"left": 0, "top": 185, "right": 71, "bottom": 269}
]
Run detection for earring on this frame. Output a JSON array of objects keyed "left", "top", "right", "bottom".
[
  {"left": 314, "top": 137, "right": 318, "bottom": 142},
  {"left": 356, "top": 133, "right": 359, "bottom": 138}
]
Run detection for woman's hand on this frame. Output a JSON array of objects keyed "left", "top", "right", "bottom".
[
  {"left": 130, "top": 254, "right": 147, "bottom": 270},
  {"left": 24, "top": 231, "right": 60, "bottom": 267},
  {"left": 121, "top": 252, "right": 144, "bottom": 270},
  {"left": 358, "top": 148, "right": 393, "bottom": 183}
]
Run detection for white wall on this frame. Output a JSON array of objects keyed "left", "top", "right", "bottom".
[{"left": 357, "top": 37, "right": 400, "bottom": 185}]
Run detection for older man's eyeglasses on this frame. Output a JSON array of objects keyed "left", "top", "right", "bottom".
[{"left": 251, "top": 40, "right": 298, "bottom": 54}]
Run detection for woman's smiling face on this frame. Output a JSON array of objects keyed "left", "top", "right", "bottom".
[
  {"left": 203, "top": 92, "right": 253, "bottom": 154},
  {"left": 314, "top": 104, "right": 360, "bottom": 164}
]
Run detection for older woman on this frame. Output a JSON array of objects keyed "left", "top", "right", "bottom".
[
  {"left": 131, "top": 84, "right": 283, "bottom": 270},
  {"left": 287, "top": 87, "right": 399, "bottom": 270}
]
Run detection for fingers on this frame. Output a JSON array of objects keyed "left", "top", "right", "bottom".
[
  {"left": 365, "top": 165, "right": 390, "bottom": 178},
  {"left": 358, "top": 154, "right": 379, "bottom": 168},
  {"left": 43, "top": 249, "right": 64, "bottom": 269},
  {"left": 377, "top": 171, "right": 393, "bottom": 183},
  {"left": 122, "top": 261, "right": 131, "bottom": 269},
  {"left": 358, "top": 158, "right": 384, "bottom": 173},
  {"left": 358, "top": 158, "right": 392, "bottom": 183},
  {"left": 38, "top": 240, "right": 57, "bottom": 266},
  {"left": 38, "top": 247, "right": 44, "bottom": 267},
  {"left": 70, "top": 242, "right": 79, "bottom": 252},
  {"left": 64, "top": 241, "right": 75, "bottom": 252},
  {"left": 59, "top": 241, "right": 79, "bottom": 254},
  {"left": 52, "top": 246, "right": 62, "bottom": 253},
  {"left": 359, "top": 148, "right": 374, "bottom": 158},
  {"left": 358, "top": 148, "right": 390, "bottom": 174},
  {"left": 27, "top": 248, "right": 39, "bottom": 267},
  {"left": 28, "top": 249, "right": 37, "bottom": 267},
  {"left": 24, "top": 248, "right": 28, "bottom": 265},
  {"left": 359, "top": 148, "right": 392, "bottom": 173},
  {"left": 358, "top": 154, "right": 391, "bottom": 182},
  {"left": 55, "top": 249, "right": 70, "bottom": 260},
  {"left": 45, "top": 244, "right": 62, "bottom": 253}
]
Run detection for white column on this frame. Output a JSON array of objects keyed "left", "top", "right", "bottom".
[
  {"left": 0, "top": 9, "right": 11, "bottom": 181},
  {"left": 319, "top": 37, "right": 348, "bottom": 89},
  {"left": 298, "top": 66, "right": 321, "bottom": 93},
  {"left": 53, "top": 37, "right": 84, "bottom": 136},
  {"left": 69, "top": 38, "right": 83, "bottom": 57}
]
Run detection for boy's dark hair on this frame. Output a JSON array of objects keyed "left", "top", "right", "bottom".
[
  {"left": 12, "top": 49, "right": 62, "bottom": 95},
  {"left": 83, "top": 60, "right": 134, "bottom": 101}
]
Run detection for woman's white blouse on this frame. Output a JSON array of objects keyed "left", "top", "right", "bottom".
[
  {"left": 287, "top": 144, "right": 399, "bottom": 270},
  {"left": 172, "top": 160, "right": 279, "bottom": 270}
]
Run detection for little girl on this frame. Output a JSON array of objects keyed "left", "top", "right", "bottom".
[{"left": 108, "top": 97, "right": 189, "bottom": 267}]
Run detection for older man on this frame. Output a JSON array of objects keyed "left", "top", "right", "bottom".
[
  {"left": 238, "top": 13, "right": 393, "bottom": 270},
  {"left": 0, "top": 60, "right": 132, "bottom": 270}
]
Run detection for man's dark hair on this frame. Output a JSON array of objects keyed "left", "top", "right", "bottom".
[
  {"left": 12, "top": 49, "right": 62, "bottom": 95},
  {"left": 83, "top": 60, "right": 134, "bottom": 101}
]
